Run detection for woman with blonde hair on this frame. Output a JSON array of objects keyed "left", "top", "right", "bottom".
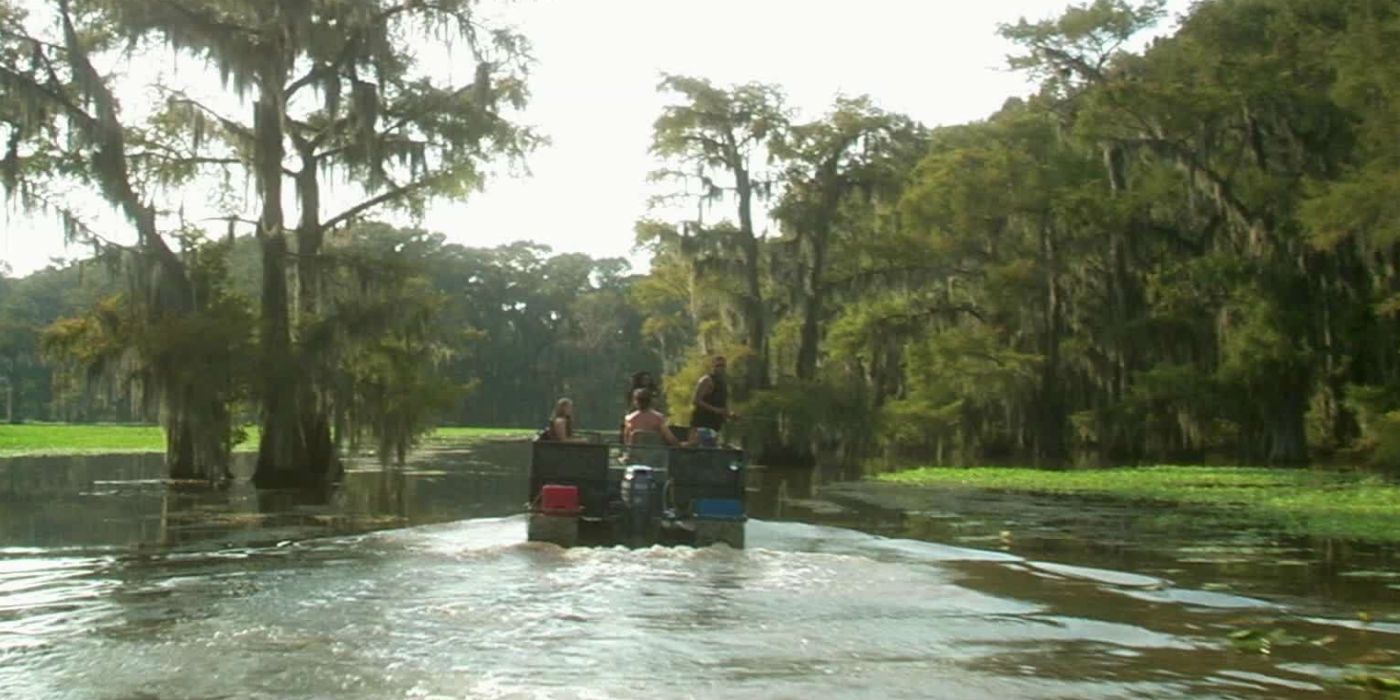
[{"left": 540, "top": 397, "right": 581, "bottom": 442}]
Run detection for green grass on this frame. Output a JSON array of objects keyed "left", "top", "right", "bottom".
[
  {"left": 877, "top": 466, "right": 1400, "bottom": 543},
  {"left": 423, "top": 426, "right": 534, "bottom": 443},
  {"left": 0, "top": 423, "right": 263, "bottom": 457},
  {"left": 0, "top": 423, "right": 531, "bottom": 457}
]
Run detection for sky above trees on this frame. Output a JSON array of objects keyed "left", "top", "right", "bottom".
[{"left": 0, "top": 0, "right": 1189, "bottom": 276}]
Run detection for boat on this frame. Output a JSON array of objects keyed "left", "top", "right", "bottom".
[{"left": 525, "top": 432, "right": 747, "bottom": 548}]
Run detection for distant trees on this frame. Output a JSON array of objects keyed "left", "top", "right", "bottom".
[
  {"left": 0, "top": 278, "right": 39, "bottom": 423},
  {"left": 0, "top": 225, "right": 656, "bottom": 455}
]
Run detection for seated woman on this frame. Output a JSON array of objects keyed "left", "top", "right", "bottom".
[
  {"left": 619, "top": 370, "right": 662, "bottom": 440},
  {"left": 540, "top": 397, "right": 585, "bottom": 442},
  {"left": 623, "top": 388, "right": 680, "bottom": 447}
]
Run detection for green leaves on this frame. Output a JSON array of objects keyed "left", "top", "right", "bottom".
[
  {"left": 651, "top": 74, "right": 789, "bottom": 164},
  {"left": 1000, "top": 0, "right": 1167, "bottom": 93}
]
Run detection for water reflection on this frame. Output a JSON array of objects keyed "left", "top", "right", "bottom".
[
  {"left": 806, "top": 480, "right": 1400, "bottom": 618},
  {"left": 0, "top": 444, "right": 1397, "bottom": 698},
  {"left": 0, "top": 441, "right": 531, "bottom": 551}
]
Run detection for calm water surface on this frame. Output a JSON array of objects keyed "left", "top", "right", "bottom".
[{"left": 0, "top": 441, "right": 1397, "bottom": 699}]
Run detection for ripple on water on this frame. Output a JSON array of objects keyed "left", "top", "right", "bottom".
[{"left": 0, "top": 517, "right": 1375, "bottom": 699}]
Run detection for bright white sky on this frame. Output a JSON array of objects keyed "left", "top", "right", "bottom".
[{"left": 0, "top": 0, "right": 1190, "bottom": 277}]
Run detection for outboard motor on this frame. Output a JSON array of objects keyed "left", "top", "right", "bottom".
[{"left": 620, "top": 464, "right": 661, "bottom": 545}]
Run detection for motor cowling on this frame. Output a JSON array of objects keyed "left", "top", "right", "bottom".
[{"left": 620, "top": 465, "right": 661, "bottom": 543}]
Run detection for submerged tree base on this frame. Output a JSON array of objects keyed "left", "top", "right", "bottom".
[{"left": 876, "top": 466, "right": 1400, "bottom": 543}]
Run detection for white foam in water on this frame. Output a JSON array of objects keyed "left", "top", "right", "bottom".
[
  {"left": 1117, "top": 587, "right": 1280, "bottom": 610},
  {"left": 858, "top": 537, "right": 1025, "bottom": 563},
  {"left": 1302, "top": 616, "right": 1400, "bottom": 635},
  {"left": 1026, "top": 561, "right": 1167, "bottom": 589},
  {"left": 1214, "top": 670, "right": 1326, "bottom": 693},
  {"left": 373, "top": 514, "right": 528, "bottom": 554},
  {"left": 747, "top": 519, "right": 1023, "bottom": 563}
]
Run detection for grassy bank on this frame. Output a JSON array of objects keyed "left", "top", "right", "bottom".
[
  {"left": 0, "top": 423, "right": 530, "bottom": 457},
  {"left": 877, "top": 466, "right": 1400, "bottom": 543},
  {"left": 0, "top": 424, "right": 254, "bottom": 457},
  {"left": 423, "top": 426, "right": 534, "bottom": 443}
]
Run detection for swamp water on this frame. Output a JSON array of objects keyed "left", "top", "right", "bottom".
[{"left": 0, "top": 440, "right": 1398, "bottom": 699}]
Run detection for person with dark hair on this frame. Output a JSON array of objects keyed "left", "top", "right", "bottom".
[
  {"left": 624, "top": 387, "right": 679, "bottom": 446},
  {"left": 619, "top": 370, "right": 661, "bottom": 439},
  {"left": 689, "top": 355, "right": 735, "bottom": 445},
  {"left": 627, "top": 371, "right": 660, "bottom": 409}
]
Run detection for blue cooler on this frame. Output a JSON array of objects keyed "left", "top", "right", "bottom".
[
  {"left": 693, "top": 498, "right": 744, "bottom": 521},
  {"left": 692, "top": 498, "right": 745, "bottom": 548}
]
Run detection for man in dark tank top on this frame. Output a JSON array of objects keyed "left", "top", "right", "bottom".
[{"left": 690, "top": 355, "right": 733, "bottom": 443}]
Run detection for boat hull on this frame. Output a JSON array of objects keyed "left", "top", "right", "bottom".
[{"left": 526, "top": 440, "right": 748, "bottom": 549}]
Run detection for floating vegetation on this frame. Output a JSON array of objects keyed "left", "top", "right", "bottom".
[
  {"left": 879, "top": 466, "right": 1400, "bottom": 543},
  {"left": 1342, "top": 669, "right": 1400, "bottom": 694}
]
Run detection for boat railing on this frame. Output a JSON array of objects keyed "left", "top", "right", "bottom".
[{"left": 529, "top": 435, "right": 746, "bottom": 518}]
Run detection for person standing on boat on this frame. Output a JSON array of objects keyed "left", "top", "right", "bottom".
[
  {"left": 626, "top": 371, "right": 661, "bottom": 410},
  {"left": 690, "top": 355, "right": 735, "bottom": 445}
]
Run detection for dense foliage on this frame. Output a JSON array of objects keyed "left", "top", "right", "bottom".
[
  {"left": 8, "top": 0, "right": 1400, "bottom": 476},
  {"left": 2, "top": 0, "right": 535, "bottom": 481},
  {"left": 0, "top": 228, "right": 646, "bottom": 443},
  {"left": 641, "top": 0, "right": 1400, "bottom": 472}
]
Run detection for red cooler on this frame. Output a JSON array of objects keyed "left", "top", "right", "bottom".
[{"left": 539, "top": 484, "right": 581, "bottom": 515}]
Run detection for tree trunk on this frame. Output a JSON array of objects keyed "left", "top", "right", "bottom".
[
  {"left": 293, "top": 146, "right": 339, "bottom": 481},
  {"left": 252, "top": 56, "right": 314, "bottom": 488},
  {"left": 795, "top": 222, "right": 829, "bottom": 382},
  {"left": 1102, "top": 143, "right": 1141, "bottom": 460},
  {"left": 1035, "top": 221, "right": 1069, "bottom": 466},
  {"left": 1267, "top": 375, "right": 1310, "bottom": 465},
  {"left": 166, "top": 415, "right": 197, "bottom": 480},
  {"left": 255, "top": 231, "right": 310, "bottom": 487},
  {"left": 295, "top": 149, "right": 323, "bottom": 324},
  {"left": 735, "top": 166, "right": 768, "bottom": 395}
]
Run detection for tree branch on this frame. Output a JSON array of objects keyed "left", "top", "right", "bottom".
[
  {"left": 320, "top": 175, "right": 441, "bottom": 232},
  {"left": 127, "top": 152, "right": 244, "bottom": 168}
]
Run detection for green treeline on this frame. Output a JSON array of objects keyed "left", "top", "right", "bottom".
[
  {"left": 0, "top": 229, "right": 649, "bottom": 439},
  {"left": 641, "top": 0, "right": 1400, "bottom": 472},
  {"left": 7, "top": 0, "right": 1400, "bottom": 477}
]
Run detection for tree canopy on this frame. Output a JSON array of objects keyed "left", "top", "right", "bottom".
[{"left": 10, "top": 0, "right": 1400, "bottom": 477}]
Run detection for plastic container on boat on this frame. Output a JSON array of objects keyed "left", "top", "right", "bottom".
[
  {"left": 539, "top": 484, "right": 581, "bottom": 515},
  {"left": 693, "top": 498, "right": 744, "bottom": 521},
  {"left": 620, "top": 465, "right": 663, "bottom": 543},
  {"left": 620, "top": 465, "right": 657, "bottom": 505},
  {"left": 529, "top": 441, "right": 610, "bottom": 517}
]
